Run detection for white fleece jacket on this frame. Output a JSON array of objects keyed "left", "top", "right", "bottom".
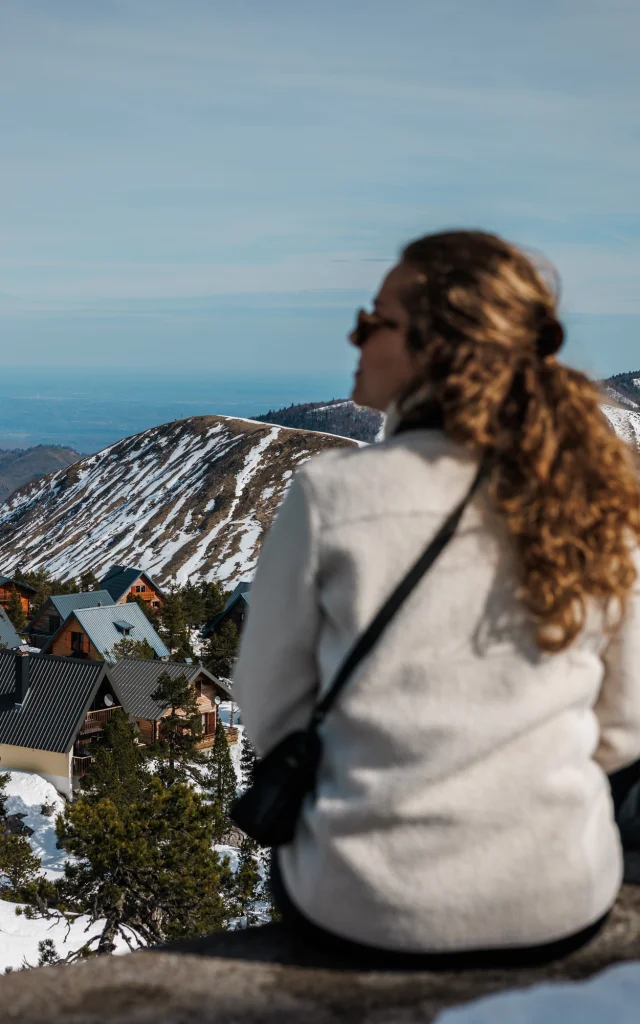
[{"left": 234, "top": 428, "right": 640, "bottom": 952}]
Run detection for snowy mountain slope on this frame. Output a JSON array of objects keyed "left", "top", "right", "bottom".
[
  {"left": 0, "top": 416, "right": 357, "bottom": 588},
  {"left": 602, "top": 371, "right": 640, "bottom": 411},
  {"left": 602, "top": 405, "right": 640, "bottom": 451}
]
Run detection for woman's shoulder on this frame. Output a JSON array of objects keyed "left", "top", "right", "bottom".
[
  {"left": 299, "top": 430, "right": 456, "bottom": 480},
  {"left": 294, "top": 430, "right": 460, "bottom": 525}
]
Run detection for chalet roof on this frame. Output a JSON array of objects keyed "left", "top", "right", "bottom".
[
  {"left": 223, "top": 581, "right": 251, "bottom": 611},
  {"left": 0, "top": 576, "right": 37, "bottom": 594},
  {"left": 27, "top": 590, "right": 115, "bottom": 631},
  {"left": 0, "top": 607, "right": 22, "bottom": 650},
  {"left": 0, "top": 651, "right": 122, "bottom": 753},
  {"left": 71, "top": 604, "right": 169, "bottom": 660},
  {"left": 109, "top": 657, "right": 231, "bottom": 720},
  {"left": 202, "top": 581, "right": 251, "bottom": 638},
  {"left": 99, "top": 565, "right": 163, "bottom": 603}
]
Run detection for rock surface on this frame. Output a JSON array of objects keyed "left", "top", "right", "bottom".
[{"left": 0, "top": 886, "right": 640, "bottom": 1023}]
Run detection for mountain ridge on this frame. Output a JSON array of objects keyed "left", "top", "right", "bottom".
[
  {"left": 0, "top": 370, "right": 637, "bottom": 589},
  {"left": 0, "top": 415, "right": 356, "bottom": 587}
]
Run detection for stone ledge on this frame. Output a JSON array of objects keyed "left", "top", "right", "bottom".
[{"left": 0, "top": 885, "right": 639, "bottom": 1023}]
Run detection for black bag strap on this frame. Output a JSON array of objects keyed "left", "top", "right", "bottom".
[{"left": 310, "top": 454, "right": 489, "bottom": 729}]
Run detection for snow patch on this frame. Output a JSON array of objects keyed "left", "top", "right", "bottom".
[{"left": 3, "top": 771, "right": 67, "bottom": 880}]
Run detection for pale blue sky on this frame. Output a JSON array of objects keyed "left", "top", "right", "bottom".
[{"left": 1, "top": 0, "right": 639, "bottom": 379}]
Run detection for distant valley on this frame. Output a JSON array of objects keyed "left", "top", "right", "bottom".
[{"left": 0, "top": 445, "right": 81, "bottom": 502}]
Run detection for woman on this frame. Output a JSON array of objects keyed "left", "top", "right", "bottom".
[{"left": 234, "top": 230, "right": 640, "bottom": 968}]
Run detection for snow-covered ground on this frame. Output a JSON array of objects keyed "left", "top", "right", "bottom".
[
  {"left": 0, "top": 744, "right": 262, "bottom": 969},
  {"left": 602, "top": 404, "right": 640, "bottom": 450},
  {"left": 4, "top": 771, "right": 67, "bottom": 880},
  {"left": 0, "top": 771, "right": 131, "bottom": 971}
]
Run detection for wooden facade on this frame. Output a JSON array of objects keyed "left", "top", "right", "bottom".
[
  {"left": 0, "top": 582, "right": 32, "bottom": 616},
  {"left": 118, "top": 574, "right": 163, "bottom": 609},
  {"left": 71, "top": 679, "right": 124, "bottom": 782},
  {"left": 135, "top": 672, "right": 220, "bottom": 748},
  {"left": 47, "top": 614, "right": 101, "bottom": 661}
]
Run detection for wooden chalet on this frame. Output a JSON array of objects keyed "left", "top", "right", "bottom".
[
  {"left": 0, "top": 650, "right": 126, "bottom": 797},
  {"left": 0, "top": 576, "right": 36, "bottom": 617},
  {"left": 109, "top": 658, "right": 235, "bottom": 747},
  {"left": 202, "top": 581, "right": 251, "bottom": 639},
  {"left": 40, "top": 603, "right": 169, "bottom": 661},
  {"left": 26, "top": 590, "right": 115, "bottom": 648},
  {"left": 99, "top": 565, "right": 164, "bottom": 609}
]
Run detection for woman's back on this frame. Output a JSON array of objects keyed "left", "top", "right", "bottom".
[
  {"left": 235, "top": 427, "right": 634, "bottom": 952},
  {"left": 234, "top": 229, "right": 640, "bottom": 960}
]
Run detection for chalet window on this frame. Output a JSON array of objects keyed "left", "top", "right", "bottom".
[
  {"left": 71, "top": 631, "right": 86, "bottom": 653},
  {"left": 135, "top": 584, "right": 146, "bottom": 593},
  {"left": 48, "top": 615, "right": 61, "bottom": 635}
]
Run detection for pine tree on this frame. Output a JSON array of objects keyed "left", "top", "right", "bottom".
[
  {"left": 0, "top": 772, "right": 9, "bottom": 818},
  {"left": 150, "top": 671, "right": 206, "bottom": 786},
  {"left": 79, "top": 568, "right": 101, "bottom": 592},
  {"left": 260, "top": 848, "right": 281, "bottom": 923},
  {"left": 51, "top": 779, "right": 234, "bottom": 955},
  {"left": 126, "top": 595, "right": 161, "bottom": 631},
  {"left": 6, "top": 586, "right": 27, "bottom": 632},
  {"left": 81, "top": 709, "right": 150, "bottom": 811},
  {"left": 202, "top": 718, "right": 237, "bottom": 841},
  {"left": 239, "top": 735, "right": 258, "bottom": 790},
  {"left": 200, "top": 580, "right": 228, "bottom": 626},
  {"left": 204, "top": 619, "right": 239, "bottom": 679},
  {"left": 158, "top": 586, "right": 193, "bottom": 660},
  {"left": 181, "top": 580, "right": 205, "bottom": 629},
  {"left": 20, "top": 568, "right": 77, "bottom": 613},
  {"left": 37, "top": 939, "right": 60, "bottom": 966},
  {"left": 0, "top": 828, "right": 42, "bottom": 894},
  {"left": 233, "top": 836, "right": 261, "bottom": 927},
  {"left": 102, "top": 637, "right": 156, "bottom": 664}
]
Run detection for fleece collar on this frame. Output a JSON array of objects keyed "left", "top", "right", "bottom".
[{"left": 382, "top": 385, "right": 442, "bottom": 440}]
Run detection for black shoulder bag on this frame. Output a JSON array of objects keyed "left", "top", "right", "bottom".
[{"left": 231, "top": 457, "right": 487, "bottom": 848}]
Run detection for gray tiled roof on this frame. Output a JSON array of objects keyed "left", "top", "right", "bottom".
[
  {"left": 109, "top": 658, "right": 231, "bottom": 720},
  {"left": 0, "top": 651, "right": 121, "bottom": 753},
  {"left": 50, "top": 590, "right": 115, "bottom": 620},
  {"left": 0, "top": 607, "right": 22, "bottom": 649},
  {"left": 99, "top": 565, "right": 163, "bottom": 603},
  {"left": 72, "top": 604, "right": 170, "bottom": 660},
  {"left": 26, "top": 590, "right": 118, "bottom": 634}
]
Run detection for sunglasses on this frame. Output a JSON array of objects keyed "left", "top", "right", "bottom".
[{"left": 352, "top": 308, "right": 401, "bottom": 348}]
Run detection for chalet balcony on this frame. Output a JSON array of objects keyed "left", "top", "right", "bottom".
[
  {"left": 79, "top": 706, "right": 122, "bottom": 734},
  {"left": 192, "top": 725, "right": 238, "bottom": 749},
  {"left": 72, "top": 755, "right": 94, "bottom": 777},
  {"left": 196, "top": 731, "right": 216, "bottom": 750}
]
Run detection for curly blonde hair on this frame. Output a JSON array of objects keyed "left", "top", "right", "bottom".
[{"left": 400, "top": 230, "right": 640, "bottom": 652}]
